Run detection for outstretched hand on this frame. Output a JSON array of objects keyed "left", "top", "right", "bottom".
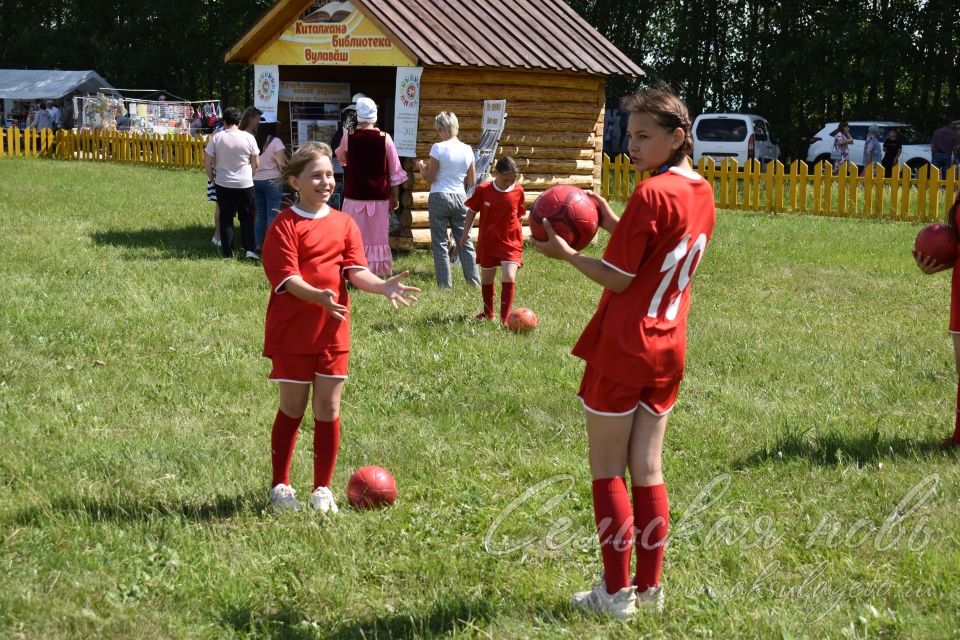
[
  {"left": 913, "top": 250, "right": 951, "bottom": 275},
  {"left": 530, "top": 219, "right": 576, "bottom": 260},
  {"left": 316, "top": 289, "right": 349, "bottom": 321},
  {"left": 382, "top": 270, "right": 421, "bottom": 309}
]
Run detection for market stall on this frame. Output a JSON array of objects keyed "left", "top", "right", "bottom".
[
  {"left": 225, "top": 0, "right": 642, "bottom": 247},
  {"left": 0, "top": 69, "right": 119, "bottom": 129}
]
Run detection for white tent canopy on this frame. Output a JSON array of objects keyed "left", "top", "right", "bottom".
[{"left": 0, "top": 69, "right": 119, "bottom": 100}]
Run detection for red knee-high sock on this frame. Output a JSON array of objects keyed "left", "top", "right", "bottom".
[
  {"left": 313, "top": 418, "right": 341, "bottom": 490},
  {"left": 479, "top": 284, "right": 494, "bottom": 318},
  {"left": 592, "top": 477, "right": 633, "bottom": 594},
  {"left": 270, "top": 409, "right": 302, "bottom": 486},
  {"left": 952, "top": 383, "right": 960, "bottom": 443},
  {"left": 632, "top": 483, "right": 669, "bottom": 591},
  {"left": 499, "top": 282, "right": 515, "bottom": 324}
]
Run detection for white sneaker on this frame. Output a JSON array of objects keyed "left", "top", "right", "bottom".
[
  {"left": 571, "top": 576, "right": 637, "bottom": 619},
  {"left": 211, "top": 236, "right": 222, "bottom": 247},
  {"left": 245, "top": 250, "right": 260, "bottom": 260},
  {"left": 310, "top": 486, "right": 339, "bottom": 514},
  {"left": 269, "top": 483, "right": 300, "bottom": 511},
  {"left": 636, "top": 585, "right": 664, "bottom": 613}
]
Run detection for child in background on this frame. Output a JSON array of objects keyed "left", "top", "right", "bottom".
[
  {"left": 913, "top": 191, "right": 960, "bottom": 448},
  {"left": 533, "top": 88, "right": 716, "bottom": 618},
  {"left": 262, "top": 142, "right": 420, "bottom": 513},
  {"left": 460, "top": 157, "right": 525, "bottom": 323}
]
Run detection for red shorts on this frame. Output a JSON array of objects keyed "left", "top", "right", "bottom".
[
  {"left": 577, "top": 364, "right": 680, "bottom": 416},
  {"left": 478, "top": 255, "right": 523, "bottom": 270},
  {"left": 268, "top": 351, "right": 350, "bottom": 383}
]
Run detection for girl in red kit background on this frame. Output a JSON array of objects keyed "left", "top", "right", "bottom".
[
  {"left": 534, "top": 88, "right": 716, "bottom": 618},
  {"left": 460, "top": 156, "right": 525, "bottom": 324},
  {"left": 261, "top": 142, "right": 420, "bottom": 513},
  {"left": 913, "top": 191, "right": 960, "bottom": 449}
]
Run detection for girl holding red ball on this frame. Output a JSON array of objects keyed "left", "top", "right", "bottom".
[{"left": 533, "top": 88, "right": 716, "bottom": 618}]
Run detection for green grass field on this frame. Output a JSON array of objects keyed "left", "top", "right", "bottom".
[{"left": 1, "top": 157, "right": 958, "bottom": 639}]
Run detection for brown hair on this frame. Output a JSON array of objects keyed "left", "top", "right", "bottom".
[
  {"left": 620, "top": 88, "right": 692, "bottom": 165},
  {"left": 494, "top": 156, "right": 518, "bottom": 174},
  {"left": 280, "top": 142, "right": 333, "bottom": 189},
  {"left": 239, "top": 106, "right": 261, "bottom": 132}
]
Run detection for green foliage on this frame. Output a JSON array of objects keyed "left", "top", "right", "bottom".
[
  {"left": 0, "top": 0, "right": 271, "bottom": 106},
  {"left": 1, "top": 158, "right": 959, "bottom": 637},
  {"left": 568, "top": 0, "right": 960, "bottom": 161}
]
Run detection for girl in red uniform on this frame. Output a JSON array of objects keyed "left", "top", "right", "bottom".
[
  {"left": 262, "top": 142, "right": 420, "bottom": 513},
  {"left": 460, "top": 157, "right": 525, "bottom": 324},
  {"left": 534, "top": 89, "right": 716, "bottom": 618},
  {"left": 914, "top": 191, "right": 960, "bottom": 448}
]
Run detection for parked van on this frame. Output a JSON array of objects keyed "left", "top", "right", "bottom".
[{"left": 692, "top": 113, "right": 781, "bottom": 168}]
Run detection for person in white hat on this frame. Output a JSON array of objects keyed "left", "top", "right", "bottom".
[{"left": 334, "top": 97, "right": 408, "bottom": 276}]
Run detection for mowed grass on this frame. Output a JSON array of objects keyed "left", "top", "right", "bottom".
[{"left": 1, "top": 157, "right": 959, "bottom": 639}]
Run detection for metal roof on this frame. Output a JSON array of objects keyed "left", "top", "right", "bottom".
[
  {"left": 0, "top": 69, "right": 119, "bottom": 100},
  {"left": 226, "top": 0, "right": 643, "bottom": 77}
]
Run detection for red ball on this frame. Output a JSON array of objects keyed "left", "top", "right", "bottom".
[
  {"left": 915, "top": 224, "right": 957, "bottom": 265},
  {"left": 507, "top": 307, "right": 538, "bottom": 333},
  {"left": 529, "top": 185, "right": 599, "bottom": 251},
  {"left": 347, "top": 466, "right": 397, "bottom": 509}
]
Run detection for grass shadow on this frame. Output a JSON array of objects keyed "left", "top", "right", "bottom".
[
  {"left": 734, "top": 426, "right": 953, "bottom": 469},
  {"left": 91, "top": 224, "right": 229, "bottom": 261},
  {"left": 8, "top": 491, "right": 261, "bottom": 526},
  {"left": 369, "top": 311, "right": 474, "bottom": 333},
  {"left": 221, "top": 595, "right": 496, "bottom": 639}
]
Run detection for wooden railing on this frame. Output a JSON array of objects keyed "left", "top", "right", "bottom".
[
  {"left": 601, "top": 154, "right": 958, "bottom": 223},
  {"left": 3, "top": 127, "right": 956, "bottom": 223},
  {"left": 0, "top": 127, "right": 206, "bottom": 168}
]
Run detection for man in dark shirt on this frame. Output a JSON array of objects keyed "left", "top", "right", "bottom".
[
  {"left": 931, "top": 118, "right": 957, "bottom": 177},
  {"left": 882, "top": 128, "right": 903, "bottom": 178}
]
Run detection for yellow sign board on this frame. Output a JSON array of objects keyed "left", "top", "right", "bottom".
[{"left": 256, "top": 1, "right": 413, "bottom": 67}]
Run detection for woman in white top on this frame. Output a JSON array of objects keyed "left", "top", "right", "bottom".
[
  {"left": 416, "top": 111, "right": 481, "bottom": 288},
  {"left": 253, "top": 112, "right": 287, "bottom": 253},
  {"left": 203, "top": 106, "right": 260, "bottom": 259}
]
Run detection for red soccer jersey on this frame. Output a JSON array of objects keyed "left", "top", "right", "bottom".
[
  {"left": 262, "top": 206, "right": 368, "bottom": 356},
  {"left": 950, "top": 205, "right": 960, "bottom": 332},
  {"left": 571, "top": 168, "right": 716, "bottom": 386},
  {"left": 465, "top": 181, "right": 525, "bottom": 265}
]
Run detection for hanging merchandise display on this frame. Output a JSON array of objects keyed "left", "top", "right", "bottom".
[
  {"left": 123, "top": 100, "right": 221, "bottom": 134},
  {"left": 77, "top": 93, "right": 126, "bottom": 131},
  {"left": 74, "top": 94, "right": 222, "bottom": 134}
]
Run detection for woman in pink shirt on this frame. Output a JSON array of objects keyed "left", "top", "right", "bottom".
[
  {"left": 253, "top": 112, "right": 287, "bottom": 253},
  {"left": 335, "top": 98, "right": 408, "bottom": 276}
]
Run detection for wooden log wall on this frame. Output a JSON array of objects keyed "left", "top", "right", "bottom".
[{"left": 393, "top": 67, "right": 605, "bottom": 249}]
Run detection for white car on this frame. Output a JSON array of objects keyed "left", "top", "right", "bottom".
[
  {"left": 806, "top": 121, "right": 931, "bottom": 174},
  {"left": 692, "top": 113, "right": 781, "bottom": 168}
]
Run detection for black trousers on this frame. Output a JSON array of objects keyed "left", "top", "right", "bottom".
[{"left": 215, "top": 185, "right": 256, "bottom": 257}]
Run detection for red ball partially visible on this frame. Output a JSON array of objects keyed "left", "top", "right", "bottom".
[
  {"left": 529, "top": 185, "right": 599, "bottom": 251},
  {"left": 507, "top": 307, "right": 538, "bottom": 333},
  {"left": 915, "top": 224, "right": 957, "bottom": 265},
  {"left": 347, "top": 466, "right": 397, "bottom": 509}
]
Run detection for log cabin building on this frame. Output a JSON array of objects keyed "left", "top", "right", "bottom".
[{"left": 226, "top": 0, "right": 643, "bottom": 248}]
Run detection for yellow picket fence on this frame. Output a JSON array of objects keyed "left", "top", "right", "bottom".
[
  {"left": 601, "top": 154, "right": 960, "bottom": 223},
  {"left": 0, "top": 127, "right": 207, "bottom": 168},
  {"left": 3, "top": 128, "right": 957, "bottom": 223}
]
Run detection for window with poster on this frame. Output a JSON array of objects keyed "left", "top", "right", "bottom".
[{"left": 282, "top": 82, "right": 355, "bottom": 207}]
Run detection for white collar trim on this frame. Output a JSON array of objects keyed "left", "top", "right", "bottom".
[
  {"left": 669, "top": 166, "right": 702, "bottom": 181},
  {"left": 292, "top": 205, "right": 331, "bottom": 219},
  {"left": 493, "top": 181, "right": 516, "bottom": 193}
]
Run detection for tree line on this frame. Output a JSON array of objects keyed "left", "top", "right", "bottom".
[
  {"left": 570, "top": 0, "right": 958, "bottom": 160},
  {"left": 2, "top": 0, "right": 955, "bottom": 160}
]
